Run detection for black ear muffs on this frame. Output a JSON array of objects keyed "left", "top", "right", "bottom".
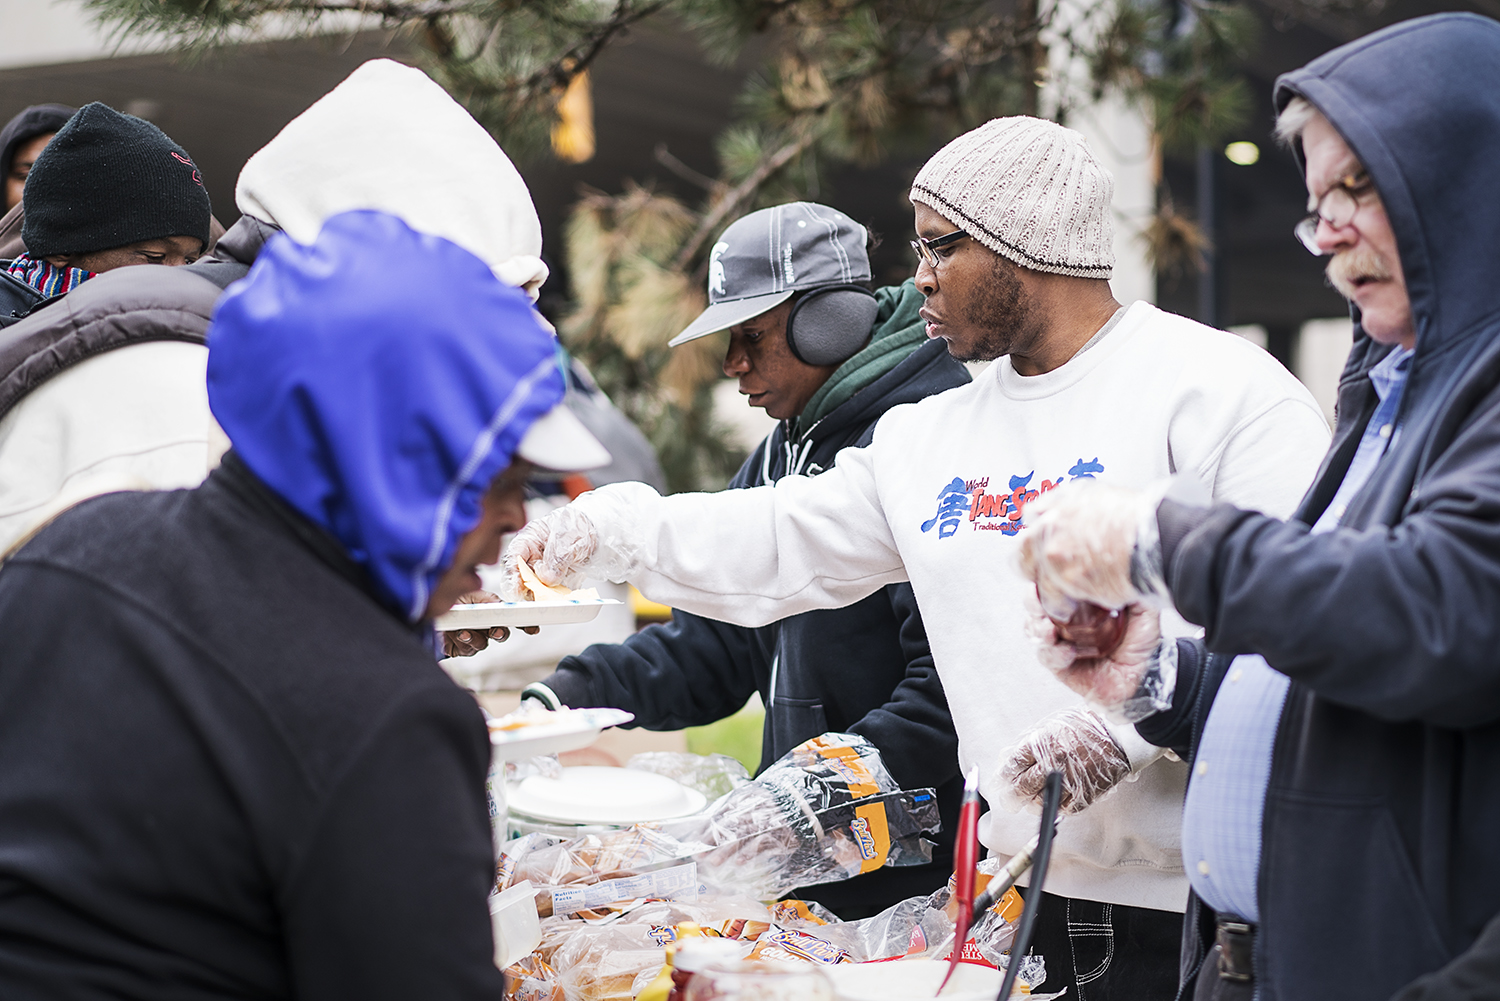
[{"left": 785, "top": 284, "right": 880, "bottom": 366}]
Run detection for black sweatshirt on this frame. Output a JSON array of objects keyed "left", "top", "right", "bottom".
[
  {"left": 541, "top": 335, "right": 971, "bottom": 917},
  {"left": 0, "top": 455, "right": 505, "bottom": 1000}
]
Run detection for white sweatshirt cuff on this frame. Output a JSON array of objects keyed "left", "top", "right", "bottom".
[{"left": 1106, "top": 719, "right": 1167, "bottom": 773}]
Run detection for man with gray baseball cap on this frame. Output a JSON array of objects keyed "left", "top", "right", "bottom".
[{"left": 522, "top": 201, "right": 972, "bottom": 915}]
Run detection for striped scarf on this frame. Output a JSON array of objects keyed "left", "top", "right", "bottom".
[{"left": 4, "top": 254, "right": 95, "bottom": 298}]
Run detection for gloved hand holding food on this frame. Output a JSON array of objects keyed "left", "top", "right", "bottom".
[
  {"left": 999, "top": 708, "right": 1132, "bottom": 815},
  {"left": 499, "top": 504, "right": 600, "bottom": 600},
  {"left": 1024, "top": 597, "right": 1170, "bottom": 722},
  {"left": 500, "top": 488, "right": 645, "bottom": 601}
]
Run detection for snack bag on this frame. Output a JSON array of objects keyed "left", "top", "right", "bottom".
[
  {"left": 747, "top": 927, "right": 854, "bottom": 965},
  {"left": 668, "top": 734, "right": 942, "bottom": 898},
  {"left": 770, "top": 898, "right": 837, "bottom": 928}
]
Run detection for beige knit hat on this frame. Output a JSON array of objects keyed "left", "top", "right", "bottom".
[{"left": 910, "top": 116, "right": 1114, "bottom": 280}]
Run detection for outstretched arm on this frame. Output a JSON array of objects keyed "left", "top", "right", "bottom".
[{"left": 504, "top": 443, "right": 907, "bottom": 628}]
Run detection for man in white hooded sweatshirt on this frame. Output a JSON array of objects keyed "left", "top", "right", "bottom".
[
  {"left": 504, "top": 117, "right": 1333, "bottom": 999},
  {"left": 0, "top": 59, "right": 552, "bottom": 560}
]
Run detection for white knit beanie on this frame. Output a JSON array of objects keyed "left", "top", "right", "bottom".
[{"left": 910, "top": 116, "right": 1114, "bottom": 280}]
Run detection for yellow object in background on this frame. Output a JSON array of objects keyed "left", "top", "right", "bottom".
[
  {"left": 630, "top": 585, "right": 673, "bottom": 625},
  {"left": 551, "top": 69, "right": 595, "bottom": 164}
]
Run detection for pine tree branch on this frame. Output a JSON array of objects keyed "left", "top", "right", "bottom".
[{"left": 672, "top": 129, "right": 819, "bottom": 272}]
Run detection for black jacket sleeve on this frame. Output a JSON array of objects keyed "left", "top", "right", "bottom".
[
  {"left": 1156, "top": 390, "right": 1500, "bottom": 730},
  {"left": 541, "top": 611, "right": 768, "bottom": 731},
  {"left": 283, "top": 685, "right": 507, "bottom": 1001},
  {"left": 1389, "top": 910, "right": 1500, "bottom": 1001},
  {"left": 846, "top": 584, "right": 961, "bottom": 794}
]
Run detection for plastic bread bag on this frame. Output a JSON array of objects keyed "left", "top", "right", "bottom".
[
  {"left": 549, "top": 923, "right": 667, "bottom": 1001},
  {"left": 665, "top": 734, "right": 942, "bottom": 899},
  {"left": 503, "top": 953, "right": 563, "bottom": 1001},
  {"left": 545, "top": 918, "right": 754, "bottom": 1001},
  {"left": 769, "top": 898, "right": 840, "bottom": 928},
  {"left": 497, "top": 827, "right": 709, "bottom": 910},
  {"left": 810, "top": 888, "right": 957, "bottom": 962},
  {"left": 625, "top": 751, "right": 750, "bottom": 800}
]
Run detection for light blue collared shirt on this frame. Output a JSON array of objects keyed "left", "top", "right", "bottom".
[{"left": 1180, "top": 345, "right": 1414, "bottom": 922}]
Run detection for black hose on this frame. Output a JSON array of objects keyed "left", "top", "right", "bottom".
[{"left": 994, "top": 771, "right": 1063, "bottom": 1001}]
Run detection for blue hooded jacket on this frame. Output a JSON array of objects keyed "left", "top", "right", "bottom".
[
  {"left": 1138, "top": 14, "right": 1500, "bottom": 1000},
  {"left": 207, "top": 209, "right": 565, "bottom": 622}
]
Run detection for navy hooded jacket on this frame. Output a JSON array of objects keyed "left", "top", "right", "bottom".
[
  {"left": 0, "top": 210, "right": 562, "bottom": 999},
  {"left": 1135, "top": 14, "right": 1500, "bottom": 1001}
]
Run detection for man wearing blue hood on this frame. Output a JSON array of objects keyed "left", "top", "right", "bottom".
[
  {"left": 0, "top": 208, "right": 609, "bottom": 998},
  {"left": 1007, "top": 12, "right": 1500, "bottom": 1001}
]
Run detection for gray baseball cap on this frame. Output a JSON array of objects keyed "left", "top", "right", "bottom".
[{"left": 669, "top": 201, "right": 872, "bottom": 346}]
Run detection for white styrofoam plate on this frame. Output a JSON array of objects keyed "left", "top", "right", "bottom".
[
  {"left": 434, "top": 598, "right": 622, "bottom": 631},
  {"left": 508, "top": 766, "right": 708, "bottom": 825},
  {"left": 487, "top": 707, "right": 635, "bottom": 759}
]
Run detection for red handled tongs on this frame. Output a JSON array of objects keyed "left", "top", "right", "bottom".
[{"left": 938, "top": 765, "right": 983, "bottom": 995}]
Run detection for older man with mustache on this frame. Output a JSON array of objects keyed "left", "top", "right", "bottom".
[{"left": 1008, "top": 12, "right": 1500, "bottom": 1001}]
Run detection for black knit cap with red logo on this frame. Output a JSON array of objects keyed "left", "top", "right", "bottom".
[{"left": 21, "top": 102, "right": 211, "bottom": 257}]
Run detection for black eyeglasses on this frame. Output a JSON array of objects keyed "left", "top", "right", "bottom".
[
  {"left": 910, "top": 229, "right": 968, "bottom": 268},
  {"left": 1294, "top": 170, "right": 1374, "bottom": 255}
]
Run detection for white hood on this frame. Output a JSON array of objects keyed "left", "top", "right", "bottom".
[{"left": 235, "top": 59, "right": 548, "bottom": 298}]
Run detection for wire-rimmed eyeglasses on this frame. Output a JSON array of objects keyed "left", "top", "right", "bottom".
[
  {"left": 1294, "top": 170, "right": 1374, "bottom": 255},
  {"left": 910, "top": 229, "right": 968, "bottom": 268}
]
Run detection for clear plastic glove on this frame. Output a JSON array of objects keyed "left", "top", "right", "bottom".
[
  {"left": 499, "top": 505, "right": 600, "bottom": 601},
  {"left": 1017, "top": 480, "right": 1164, "bottom": 621},
  {"left": 1024, "top": 596, "right": 1175, "bottom": 723},
  {"left": 999, "top": 708, "right": 1132, "bottom": 815}
]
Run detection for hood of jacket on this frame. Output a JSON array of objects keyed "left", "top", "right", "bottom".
[
  {"left": 1274, "top": 14, "right": 1500, "bottom": 526},
  {"left": 206, "top": 209, "right": 565, "bottom": 622},
  {"left": 234, "top": 59, "right": 548, "bottom": 298},
  {"left": 1275, "top": 14, "right": 1500, "bottom": 410}
]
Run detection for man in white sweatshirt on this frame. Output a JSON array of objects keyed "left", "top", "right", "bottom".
[{"left": 505, "top": 117, "right": 1330, "bottom": 999}]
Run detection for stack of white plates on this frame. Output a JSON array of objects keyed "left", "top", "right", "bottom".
[{"left": 508, "top": 766, "right": 709, "bottom": 837}]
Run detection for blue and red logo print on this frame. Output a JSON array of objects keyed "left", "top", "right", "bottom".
[{"left": 920, "top": 458, "right": 1105, "bottom": 539}]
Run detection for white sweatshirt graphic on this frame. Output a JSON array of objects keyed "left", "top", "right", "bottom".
[{"left": 573, "top": 301, "right": 1332, "bottom": 912}]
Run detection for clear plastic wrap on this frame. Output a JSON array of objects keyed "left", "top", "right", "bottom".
[
  {"left": 498, "top": 827, "right": 712, "bottom": 916},
  {"left": 518, "top": 875, "right": 1058, "bottom": 1001},
  {"left": 666, "top": 733, "right": 942, "bottom": 899},
  {"left": 507, "top": 753, "right": 566, "bottom": 785},
  {"left": 999, "top": 708, "right": 1133, "bottom": 815},
  {"left": 626, "top": 752, "right": 750, "bottom": 801},
  {"left": 504, "top": 953, "right": 564, "bottom": 1000},
  {"left": 498, "top": 737, "right": 940, "bottom": 920},
  {"left": 549, "top": 923, "right": 669, "bottom": 1001}
]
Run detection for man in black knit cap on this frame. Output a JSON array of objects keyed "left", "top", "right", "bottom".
[{"left": 0, "top": 102, "right": 211, "bottom": 325}]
